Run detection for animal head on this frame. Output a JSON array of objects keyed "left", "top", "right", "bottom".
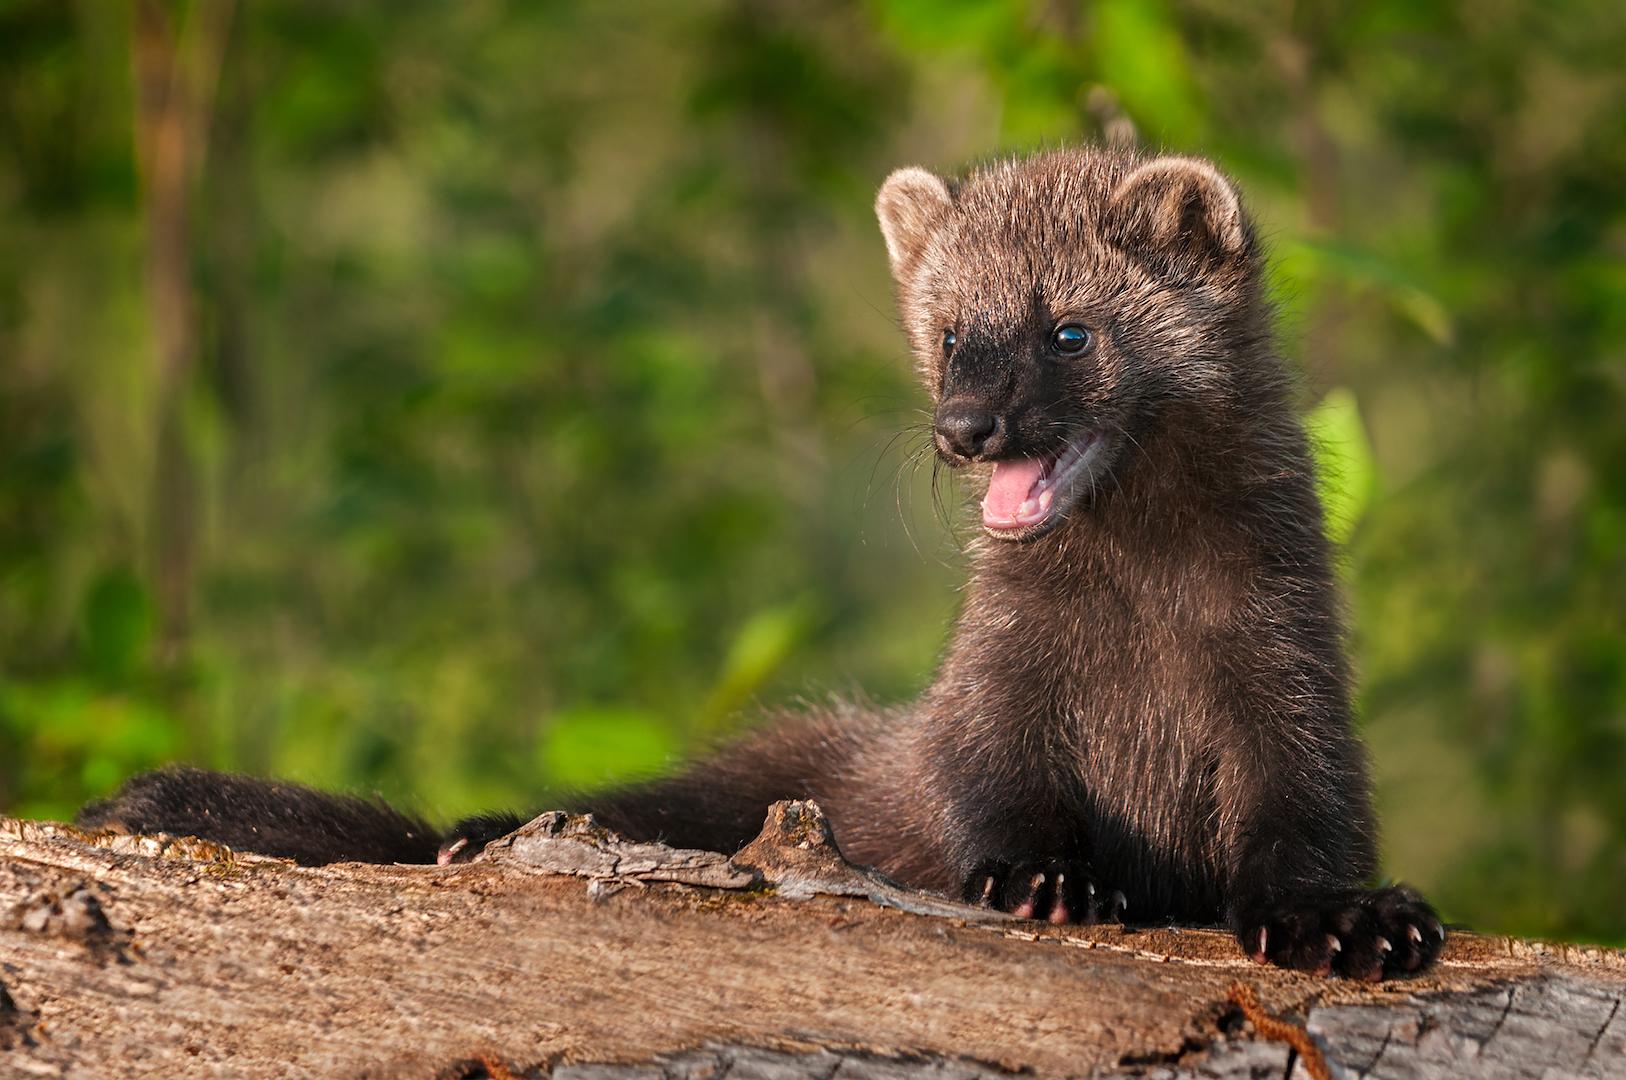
[{"left": 875, "top": 147, "right": 1266, "bottom": 541}]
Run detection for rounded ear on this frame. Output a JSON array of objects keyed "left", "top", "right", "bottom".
[
  {"left": 1107, "top": 156, "right": 1251, "bottom": 270},
  {"left": 875, "top": 166, "right": 953, "bottom": 277}
]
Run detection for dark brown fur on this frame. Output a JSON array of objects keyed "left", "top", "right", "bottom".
[{"left": 81, "top": 146, "right": 1441, "bottom": 979}]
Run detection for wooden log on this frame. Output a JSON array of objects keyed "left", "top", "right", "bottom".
[{"left": 1, "top": 802, "right": 1622, "bottom": 1078}]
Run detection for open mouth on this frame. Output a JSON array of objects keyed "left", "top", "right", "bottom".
[{"left": 980, "top": 431, "right": 1105, "bottom": 540}]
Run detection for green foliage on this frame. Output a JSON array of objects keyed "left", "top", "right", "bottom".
[
  {"left": 1305, "top": 388, "right": 1377, "bottom": 547},
  {"left": 1092, "top": 0, "right": 1202, "bottom": 145},
  {"left": 540, "top": 707, "right": 678, "bottom": 792},
  {"left": 1, "top": 0, "right": 1623, "bottom": 945},
  {"left": 704, "top": 596, "right": 825, "bottom": 729}
]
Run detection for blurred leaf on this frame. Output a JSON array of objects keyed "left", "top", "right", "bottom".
[
  {"left": 704, "top": 596, "right": 822, "bottom": 726},
  {"left": 1306, "top": 387, "right": 1377, "bottom": 546},
  {"left": 539, "top": 706, "right": 679, "bottom": 791},
  {"left": 1289, "top": 239, "right": 1457, "bottom": 346},
  {"left": 1092, "top": 0, "right": 1202, "bottom": 145},
  {"left": 871, "top": 0, "right": 1011, "bottom": 51},
  {"left": 0, "top": 676, "right": 178, "bottom": 819},
  {"left": 79, "top": 569, "right": 152, "bottom": 683}
]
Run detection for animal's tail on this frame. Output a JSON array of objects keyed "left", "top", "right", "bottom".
[
  {"left": 77, "top": 766, "right": 444, "bottom": 866},
  {"left": 75, "top": 762, "right": 788, "bottom": 867},
  {"left": 77, "top": 706, "right": 872, "bottom": 866}
]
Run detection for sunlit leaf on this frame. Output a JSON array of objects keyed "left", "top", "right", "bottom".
[
  {"left": 1092, "top": 0, "right": 1202, "bottom": 145},
  {"left": 539, "top": 706, "right": 679, "bottom": 790},
  {"left": 703, "top": 597, "right": 822, "bottom": 725},
  {"left": 1305, "top": 387, "right": 1377, "bottom": 546}
]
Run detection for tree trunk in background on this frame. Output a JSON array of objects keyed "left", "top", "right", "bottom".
[
  {"left": 1, "top": 802, "right": 1621, "bottom": 1078},
  {"left": 130, "top": 0, "right": 234, "bottom": 664}
]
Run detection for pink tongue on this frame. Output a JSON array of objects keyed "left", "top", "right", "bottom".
[{"left": 981, "top": 458, "right": 1047, "bottom": 527}]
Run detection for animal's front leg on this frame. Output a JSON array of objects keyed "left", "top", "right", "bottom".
[
  {"left": 932, "top": 749, "right": 1126, "bottom": 923},
  {"left": 962, "top": 856, "right": 1127, "bottom": 924},
  {"left": 1218, "top": 723, "right": 1445, "bottom": 979}
]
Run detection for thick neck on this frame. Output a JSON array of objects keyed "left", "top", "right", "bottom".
[
  {"left": 951, "top": 370, "right": 1329, "bottom": 662},
  {"left": 973, "top": 412, "right": 1249, "bottom": 591}
]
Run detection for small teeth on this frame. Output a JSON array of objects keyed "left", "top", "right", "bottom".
[
  {"left": 1037, "top": 488, "right": 1054, "bottom": 511},
  {"left": 1017, "top": 498, "right": 1038, "bottom": 517}
]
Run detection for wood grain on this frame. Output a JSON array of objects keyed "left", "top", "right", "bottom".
[{"left": 1, "top": 804, "right": 1621, "bottom": 1078}]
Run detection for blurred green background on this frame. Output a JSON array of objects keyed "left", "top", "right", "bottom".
[{"left": 2, "top": 0, "right": 1623, "bottom": 944}]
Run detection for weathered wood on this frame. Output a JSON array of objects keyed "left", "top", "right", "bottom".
[{"left": 1, "top": 803, "right": 1622, "bottom": 1079}]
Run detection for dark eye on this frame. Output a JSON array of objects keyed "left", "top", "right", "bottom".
[
  {"left": 942, "top": 329, "right": 957, "bottom": 354},
  {"left": 1051, "top": 324, "right": 1091, "bottom": 355}
]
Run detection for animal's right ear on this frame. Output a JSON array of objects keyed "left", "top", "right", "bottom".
[
  {"left": 1106, "top": 156, "right": 1252, "bottom": 275},
  {"left": 875, "top": 167, "right": 953, "bottom": 278}
]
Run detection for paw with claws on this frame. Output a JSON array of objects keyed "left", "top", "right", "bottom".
[
  {"left": 1236, "top": 885, "right": 1444, "bottom": 980},
  {"left": 436, "top": 811, "right": 526, "bottom": 865},
  {"left": 962, "top": 859, "right": 1127, "bottom": 924}
]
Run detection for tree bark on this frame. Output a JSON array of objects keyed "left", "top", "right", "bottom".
[{"left": 1, "top": 801, "right": 1621, "bottom": 1079}]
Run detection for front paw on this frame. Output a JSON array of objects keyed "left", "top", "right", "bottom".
[
  {"left": 1235, "top": 885, "right": 1444, "bottom": 980},
  {"left": 437, "top": 811, "right": 526, "bottom": 865},
  {"left": 962, "top": 859, "right": 1127, "bottom": 924}
]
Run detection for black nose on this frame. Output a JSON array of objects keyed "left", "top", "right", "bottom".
[{"left": 935, "top": 399, "right": 1000, "bottom": 459}]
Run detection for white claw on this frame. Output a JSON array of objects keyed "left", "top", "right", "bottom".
[
  {"left": 1257, "top": 927, "right": 1269, "bottom": 957},
  {"left": 1434, "top": 922, "right": 1446, "bottom": 941},
  {"left": 436, "top": 837, "right": 468, "bottom": 866},
  {"left": 1408, "top": 924, "right": 1423, "bottom": 944},
  {"left": 1326, "top": 934, "right": 1342, "bottom": 954},
  {"left": 1111, "top": 890, "right": 1128, "bottom": 913},
  {"left": 1377, "top": 936, "right": 1393, "bottom": 954}
]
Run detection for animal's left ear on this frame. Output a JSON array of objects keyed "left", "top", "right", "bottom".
[{"left": 1106, "top": 156, "right": 1252, "bottom": 272}]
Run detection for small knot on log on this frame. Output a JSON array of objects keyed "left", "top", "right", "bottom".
[
  {"left": 12, "top": 883, "right": 131, "bottom": 964},
  {"left": 730, "top": 799, "right": 853, "bottom": 888},
  {"left": 0, "top": 978, "right": 38, "bottom": 1051}
]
